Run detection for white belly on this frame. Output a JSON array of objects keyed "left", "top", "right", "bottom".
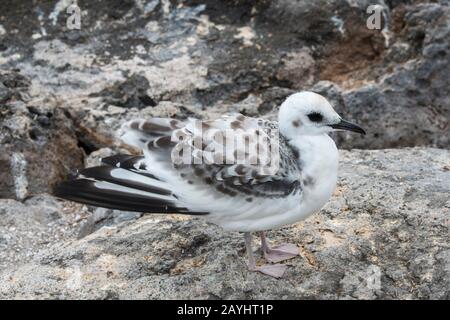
[{"left": 204, "top": 134, "right": 339, "bottom": 232}]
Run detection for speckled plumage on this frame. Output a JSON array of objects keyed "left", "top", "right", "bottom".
[
  {"left": 55, "top": 91, "right": 365, "bottom": 278},
  {"left": 123, "top": 114, "right": 304, "bottom": 201}
]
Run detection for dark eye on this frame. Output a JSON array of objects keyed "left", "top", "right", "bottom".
[{"left": 307, "top": 112, "right": 323, "bottom": 122}]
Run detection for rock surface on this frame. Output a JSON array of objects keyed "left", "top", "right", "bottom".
[
  {"left": 0, "top": 148, "right": 448, "bottom": 300},
  {"left": 0, "top": 195, "right": 87, "bottom": 270},
  {"left": 0, "top": 71, "right": 85, "bottom": 199}
]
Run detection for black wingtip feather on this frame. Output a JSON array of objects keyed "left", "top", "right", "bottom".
[
  {"left": 79, "top": 166, "right": 171, "bottom": 196},
  {"left": 53, "top": 179, "right": 207, "bottom": 215},
  {"left": 101, "top": 154, "right": 159, "bottom": 180},
  {"left": 101, "top": 154, "right": 143, "bottom": 167}
]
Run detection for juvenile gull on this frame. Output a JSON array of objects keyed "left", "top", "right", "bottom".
[{"left": 55, "top": 91, "right": 365, "bottom": 278}]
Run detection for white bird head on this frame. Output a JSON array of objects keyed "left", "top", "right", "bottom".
[{"left": 278, "top": 91, "right": 365, "bottom": 138}]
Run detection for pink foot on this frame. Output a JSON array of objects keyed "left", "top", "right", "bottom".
[
  {"left": 263, "top": 243, "right": 299, "bottom": 263},
  {"left": 253, "top": 264, "right": 288, "bottom": 278}
]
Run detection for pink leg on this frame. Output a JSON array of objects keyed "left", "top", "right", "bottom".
[
  {"left": 260, "top": 232, "right": 299, "bottom": 263},
  {"left": 244, "top": 232, "right": 287, "bottom": 278}
]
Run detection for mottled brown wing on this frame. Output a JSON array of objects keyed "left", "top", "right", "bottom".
[{"left": 168, "top": 114, "right": 303, "bottom": 198}]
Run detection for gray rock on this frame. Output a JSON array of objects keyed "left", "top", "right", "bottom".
[
  {"left": 0, "top": 194, "right": 86, "bottom": 270},
  {"left": 90, "top": 74, "right": 157, "bottom": 109},
  {"left": 77, "top": 207, "right": 142, "bottom": 239},
  {"left": 0, "top": 148, "right": 448, "bottom": 299},
  {"left": 0, "top": 82, "right": 11, "bottom": 103},
  {"left": 311, "top": 3, "right": 450, "bottom": 149},
  {"left": 0, "top": 97, "right": 85, "bottom": 199}
]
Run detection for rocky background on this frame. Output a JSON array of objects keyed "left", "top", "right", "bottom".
[{"left": 0, "top": 0, "right": 448, "bottom": 299}]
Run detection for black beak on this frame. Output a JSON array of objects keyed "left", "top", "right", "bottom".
[{"left": 330, "top": 119, "right": 366, "bottom": 135}]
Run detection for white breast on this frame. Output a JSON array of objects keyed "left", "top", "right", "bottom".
[{"left": 293, "top": 134, "right": 339, "bottom": 215}]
